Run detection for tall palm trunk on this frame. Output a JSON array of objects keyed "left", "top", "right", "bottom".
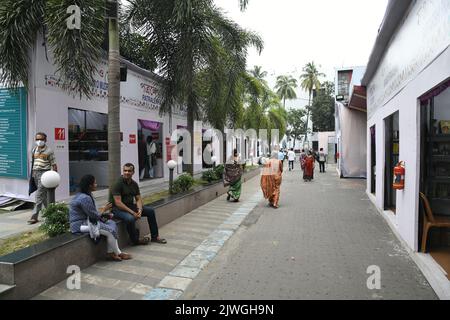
[
  {"left": 222, "top": 128, "right": 227, "bottom": 164},
  {"left": 186, "top": 100, "right": 195, "bottom": 175},
  {"left": 107, "top": 12, "right": 121, "bottom": 187},
  {"left": 304, "top": 91, "right": 312, "bottom": 147}
]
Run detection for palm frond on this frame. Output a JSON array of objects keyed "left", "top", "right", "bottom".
[
  {"left": 45, "top": 0, "right": 106, "bottom": 97},
  {"left": 0, "top": 0, "right": 45, "bottom": 88}
]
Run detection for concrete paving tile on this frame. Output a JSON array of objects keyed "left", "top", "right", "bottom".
[
  {"left": 129, "top": 283, "right": 153, "bottom": 295},
  {"left": 128, "top": 252, "right": 180, "bottom": 267},
  {"left": 117, "top": 291, "right": 146, "bottom": 300},
  {"left": 158, "top": 276, "right": 193, "bottom": 291},
  {"left": 143, "top": 288, "right": 183, "bottom": 300},
  {"left": 80, "top": 273, "right": 135, "bottom": 291},
  {"left": 179, "top": 256, "right": 209, "bottom": 270},
  {"left": 122, "top": 257, "right": 175, "bottom": 273},
  {"left": 195, "top": 244, "right": 223, "bottom": 253},
  {"left": 169, "top": 265, "right": 202, "bottom": 279}
]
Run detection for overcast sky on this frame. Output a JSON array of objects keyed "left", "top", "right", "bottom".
[{"left": 214, "top": 0, "right": 389, "bottom": 108}]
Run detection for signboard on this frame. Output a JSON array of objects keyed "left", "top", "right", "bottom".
[
  {"left": 55, "top": 128, "right": 65, "bottom": 140},
  {"left": 0, "top": 88, "right": 27, "bottom": 179},
  {"left": 129, "top": 134, "right": 136, "bottom": 144},
  {"left": 367, "top": 0, "right": 450, "bottom": 118},
  {"left": 166, "top": 145, "right": 175, "bottom": 161}
]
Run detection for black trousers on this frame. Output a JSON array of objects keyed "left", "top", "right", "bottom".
[
  {"left": 288, "top": 160, "right": 294, "bottom": 170},
  {"left": 319, "top": 161, "right": 326, "bottom": 172}
]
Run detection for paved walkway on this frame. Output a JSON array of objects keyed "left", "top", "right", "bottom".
[
  {"left": 31, "top": 164, "right": 438, "bottom": 300},
  {"left": 182, "top": 165, "right": 437, "bottom": 300},
  {"left": 33, "top": 174, "right": 263, "bottom": 300}
]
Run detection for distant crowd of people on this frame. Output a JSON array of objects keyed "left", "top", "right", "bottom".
[{"left": 259, "top": 147, "right": 328, "bottom": 209}]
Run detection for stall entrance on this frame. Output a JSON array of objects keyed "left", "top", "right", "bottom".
[
  {"left": 137, "top": 120, "right": 163, "bottom": 181},
  {"left": 370, "top": 125, "right": 376, "bottom": 195},
  {"left": 419, "top": 82, "right": 450, "bottom": 278},
  {"left": 68, "top": 108, "right": 109, "bottom": 193},
  {"left": 384, "top": 112, "right": 399, "bottom": 212}
]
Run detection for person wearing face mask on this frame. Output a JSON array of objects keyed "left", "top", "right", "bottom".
[{"left": 28, "top": 132, "right": 57, "bottom": 224}]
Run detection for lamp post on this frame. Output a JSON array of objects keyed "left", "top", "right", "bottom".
[
  {"left": 211, "top": 156, "right": 217, "bottom": 169},
  {"left": 41, "top": 171, "right": 61, "bottom": 204},
  {"left": 167, "top": 160, "right": 177, "bottom": 194}
]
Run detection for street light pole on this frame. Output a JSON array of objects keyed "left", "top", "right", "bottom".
[{"left": 167, "top": 160, "right": 177, "bottom": 194}]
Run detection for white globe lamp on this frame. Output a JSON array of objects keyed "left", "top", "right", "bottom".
[
  {"left": 41, "top": 171, "right": 61, "bottom": 204},
  {"left": 167, "top": 160, "right": 177, "bottom": 194},
  {"left": 41, "top": 170, "right": 60, "bottom": 189},
  {"left": 167, "top": 160, "right": 177, "bottom": 170}
]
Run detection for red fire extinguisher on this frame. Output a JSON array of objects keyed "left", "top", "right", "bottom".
[{"left": 393, "top": 161, "right": 405, "bottom": 190}]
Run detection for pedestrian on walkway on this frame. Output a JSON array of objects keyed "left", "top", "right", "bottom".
[
  {"left": 146, "top": 136, "right": 157, "bottom": 178},
  {"left": 224, "top": 149, "right": 243, "bottom": 202},
  {"left": 110, "top": 163, "right": 167, "bottom": 245},
  {"left": 260, "top": 151, "right": 283, "bottom": 209},
  {"left": 318, "top": 148, "right": 327, "bottom": 173},
  {"left": 28, "top": 132, "right": 57, "bottom": 224},
  {"left": 288, "top": 148, "right": 295, "bottom": 171},
  {"left": 303, "top": 151, "right": 315, "bottom": 182},
  {"left": 138, "top": 133, "right": 149, "bottom": 180},
  {"left": 299, "top": 149, "right": 307, "bottom": 171},
  {"left": 69, "top": 174, "right": 132, "bottom": 261},
  {"left": 278, "top": 149, "right": 285, "bottom": 166}
]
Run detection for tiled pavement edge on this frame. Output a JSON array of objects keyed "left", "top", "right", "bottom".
[
  {"left": 143, "top": 194, "right": 262, "bottom": 300},
  {"left": 33, "top": 173, "right": 263, "bottom": 300}
]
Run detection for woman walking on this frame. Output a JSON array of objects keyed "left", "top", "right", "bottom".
[
  {"left": 303, "top": 151, "right": 315, "bottom": 182},
  {"left": 224, "top": 149, "right": 243, "bottom": 202},
  {"left": 69, "top": 174, "right": 132, "bottom": 261},
  {"left": 260, "top": 150, "right": 283, "bottom": 209}
]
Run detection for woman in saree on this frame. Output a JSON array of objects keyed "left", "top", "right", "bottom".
[
  {"left": 303, "top": 151, "right": 315, "bottom": 182},
  {"left": 260, "top": 150, "right": 283, "bottom": 209},
  {"left": 224, "top": 149, "right": 243, "bottom": 202}
]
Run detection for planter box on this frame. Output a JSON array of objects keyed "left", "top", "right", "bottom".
[{"left": 0, "top": 168, "right": 260, "bottom": 300}]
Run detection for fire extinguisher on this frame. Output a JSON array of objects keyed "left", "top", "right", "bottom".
[{"left": 393, "top": 161, "right": 405, "bottom": 190}]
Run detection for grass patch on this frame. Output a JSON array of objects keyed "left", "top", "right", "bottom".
[
  {"left": 0, "top": 229, "right": 49, "bottom": 257},
  {"left": 142, "top": 190, "right": 170, "bottom": 205}
]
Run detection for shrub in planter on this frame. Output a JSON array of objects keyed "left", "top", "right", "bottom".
[
  {"left": 202, "top": 169, "right": 219, "bottom": 183},
  {"left": 213, "top": 164, "right": 225, "bottom": 179},
  {"left": 173, "top": 173, "right": 195, "bottom": 194},
  {"left": 39, "top": 203, "right": 70, "bottom": 237}
]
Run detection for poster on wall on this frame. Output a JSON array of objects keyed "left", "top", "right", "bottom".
[{"left": 0, "top": 88, "right": 28, "bottom": 179}]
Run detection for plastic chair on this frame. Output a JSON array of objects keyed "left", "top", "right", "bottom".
[{"left": 419, "top": 192, "right": 450, "bottom": 253}]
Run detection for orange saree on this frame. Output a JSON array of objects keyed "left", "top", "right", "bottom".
[{"left": 260, "top": 158, "right": 283, "bottom": 207}]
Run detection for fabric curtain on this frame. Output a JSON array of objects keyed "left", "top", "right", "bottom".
[{"left": 139, "top": 119, "right": 161, "bottom": 131}]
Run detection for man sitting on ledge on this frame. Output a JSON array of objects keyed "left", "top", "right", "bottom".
[{"left": 110, "top": 163, "right": 167, "bottom": 245}]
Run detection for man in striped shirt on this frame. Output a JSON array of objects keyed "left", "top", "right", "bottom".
[{"left": 28, "top": 132, "right": 57, "bottom": 224}]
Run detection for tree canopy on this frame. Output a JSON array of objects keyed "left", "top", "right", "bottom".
[{"left": 311, "top": 81, "right": 335, "bottom": 132}]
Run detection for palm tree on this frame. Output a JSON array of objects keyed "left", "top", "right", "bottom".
[
  {"left": 299, "top": 61, "right": 325, "bottom": 145},
  {"left": 242, "top": 72, "right": 287, "bottom": 153},
  {"left": 239, "top": 0, "right": 249, "bottom": 11},
  {"left": 0, "top": 0, "right": 123, "bottom": 187},
  {"left": 274, "top": 75, "right": 298, "bottom": 108},
  {"left": 250, "top": 66, "right": 268, "bottom": 81},
  {"left": 125, "top": 0, "right": 263, "bottom": 172}
]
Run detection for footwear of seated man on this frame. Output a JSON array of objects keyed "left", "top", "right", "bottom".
[
  {"left": 151, "top": 237, "right": 167, "bottom": 244},
  {"left": 119, "top": 252, "right": 132, "bottom": 260}
]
